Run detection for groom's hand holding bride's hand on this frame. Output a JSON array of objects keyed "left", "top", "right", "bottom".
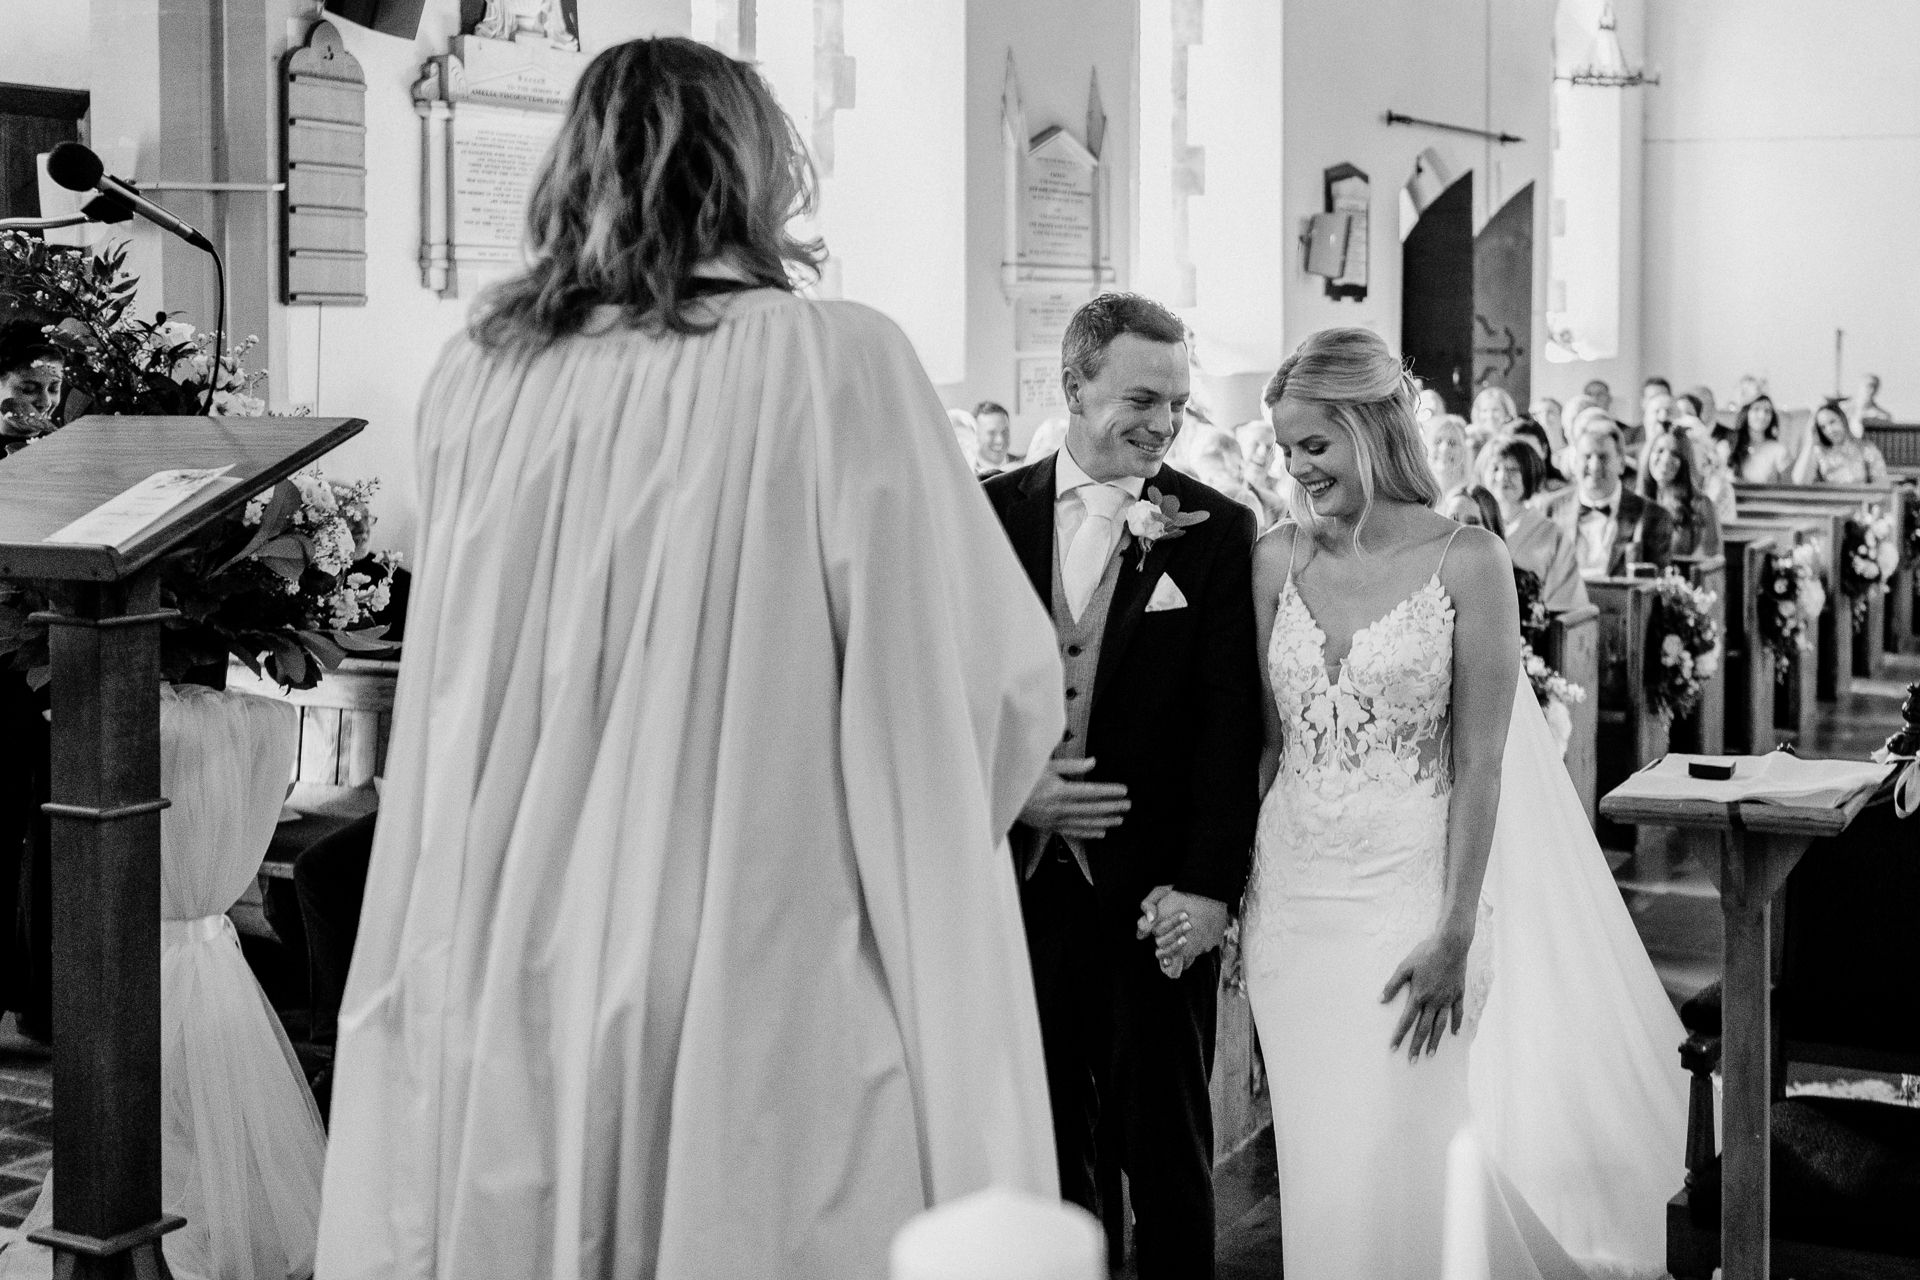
[
  {"left": 1138, "top": 886, "right": 1228, "bottom": 980},
  {"left": 1020, "top": 758, "right": 1130, "bottom": 840}
]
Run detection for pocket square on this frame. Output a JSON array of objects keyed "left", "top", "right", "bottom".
[{"left": 1145, "top": 574, "right": 1188, "bottom": 612}]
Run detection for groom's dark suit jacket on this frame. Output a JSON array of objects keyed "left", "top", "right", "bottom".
[{"left": 984, "top": 456, "right": 1263, "bottom": 918}]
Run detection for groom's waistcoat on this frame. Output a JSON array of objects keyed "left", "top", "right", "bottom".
[{"left": 1029, "top": 533, "right": 1125, "bottom": 884}]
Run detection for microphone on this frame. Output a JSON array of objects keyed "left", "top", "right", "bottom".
[{"left": 46, "top": 142, "right": 214, "bottom": 253}]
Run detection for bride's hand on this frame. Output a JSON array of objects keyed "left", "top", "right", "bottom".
[{"left": 1381, "top": 929, "right": 1472, "bottom": 1062}]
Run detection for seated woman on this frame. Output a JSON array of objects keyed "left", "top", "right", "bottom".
[
  {"left": 1672, "top": 391, "right": 1737, "bottom": 523},
  {"left": 0, "top": 322, "right": 66, "bottom": 457},
  {"left": 1480, "top": 437, "right": 1590, "bottom": 613},
  {"left": 1529, "top": 396, "right": 1568, "bottom": 458},
  {"left": 1729, "top": 394, "right": 1792, "bottom": 482},
  {"left": 1469, "top": 385, "right": 1517, "bottom": 452},
  {"left": 1507, "top": 418, "right": 1570, "bottom": 493},
  {"left": 1422, "top": 413, "right": 1473, "bottom": 498},
  {"left": 1439, "top": 482, "right": 1503, "bottom": 534},
  {"left": 1794, "top": 397, "right": 1889, "bottom": 485},
  {"left": 1639, "top": 428, "right": 1724, "bottom": 558}
]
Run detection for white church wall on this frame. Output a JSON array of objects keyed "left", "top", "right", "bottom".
[
  {"left": 1640, "top": 0, "right": 1920, "bottom": 418},
  {"left": 0, "top": 0, "right": 91, "bottom": 90}
]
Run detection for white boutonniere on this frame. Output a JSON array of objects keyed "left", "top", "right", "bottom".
[{"left": 1124, "top": 487, "right": 1210, "bottom": 569}]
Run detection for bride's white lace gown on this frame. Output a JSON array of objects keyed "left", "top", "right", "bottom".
[{"left": 1244, "top": 542, "right": 1687, "bottom": 1279}]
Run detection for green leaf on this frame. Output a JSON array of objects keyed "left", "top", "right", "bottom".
[
  {"left": 294, "top": 629, "right": 348, "bottom": 671},
  {"left": 330, "top": 625, "right": 396, "bottom": 652},
  {"left": 213, "top": 480, "right": 301, "bottom": 574}
]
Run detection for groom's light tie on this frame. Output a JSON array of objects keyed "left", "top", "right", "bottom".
[{"left": 1063, "top": 483, "right": 1128, "bottom": 621}]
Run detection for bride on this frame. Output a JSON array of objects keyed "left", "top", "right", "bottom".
[{"left": 1202, "top": 328, "right": 1687, "bottom": 1277}]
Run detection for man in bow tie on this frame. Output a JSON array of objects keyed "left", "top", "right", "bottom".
[
  {"left": 1569, "top": 418, "right": 1673, "bottom": 577},
  {"left": 983, "top": 293, "right": 1261, "bottom": 1279}
]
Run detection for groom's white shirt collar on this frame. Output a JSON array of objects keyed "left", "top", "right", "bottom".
[{"left": 1055, "top": 442, "right": 1148, "bottom": 503}]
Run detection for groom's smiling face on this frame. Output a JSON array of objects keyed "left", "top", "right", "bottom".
[{"left": 1063, "top": 334, "right": 1191, "bottom": 482}]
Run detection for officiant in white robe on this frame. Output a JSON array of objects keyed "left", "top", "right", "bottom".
[{"left": 317, "top": 38, "right": 1065, "bottom": 1280}]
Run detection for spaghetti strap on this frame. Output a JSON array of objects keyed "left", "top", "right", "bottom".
[{"left": 1436, "top": 525, "right": 1464, "bottom": 575}]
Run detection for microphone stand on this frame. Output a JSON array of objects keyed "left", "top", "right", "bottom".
[{"left": 0, "top": 212, "right": 228, "bottom": 417}]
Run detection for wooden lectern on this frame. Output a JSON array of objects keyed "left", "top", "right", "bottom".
[{"left": 0, "top": 415, "right": 363, "bottom": 1279}]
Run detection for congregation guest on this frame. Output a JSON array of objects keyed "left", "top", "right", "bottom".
[
  {"left": 1669, "top": 391, "right": 1736, "bottom": 522},
  {"left": 949, "top": 407, "right": 981, "bottom": 471},
  {"left": 1507, "top": 418, "right": 1569, "bottom": 492},
  {"left": 1422, "top": 413, "right": 1473, "bottom": 497},
  {"left": 1682, "top": 384, "right": 1719, "bottom": 431},
  {"left": 1026, "top": 414, "right": 1069, "bottom": 462},
  {"left": 1794, "top": 397, "right": 1889, "bottom": 485},
  {"left": 1191, "top": 428, "right": 1269, "bottom": 530},
  {"left": 1638, "top": 428, "right": 1723, "bottom": 558},
  {"left": 1234, "top": 417, "right": 1289, "bottom": 528},
  {"left": 1480, "top": 437, "right": 1589, "bottom": 613},
  {"left": 1530, "top": 395, "right": 1568, "bottom": 456},
  {"left": 1469, "top": 385, "right": 1517, "bottom": 450},
  {"left": 0, "top": 323, "right": 66, "bottom": 457},
  {"left": 1416, "top": 387, "right": 1447, "bottom": 424},
  {"left": 973, "top": 399, "right": 1015, "bottom": 473},
  {"left": 1730, "top": 394, "right": 1793, "bottom": 482},
  {"left": 315, "top": 38, "right": 1067, "bottom": 1280},
  {"left": 1855, "top": 373, "right": 1892, "bottom": 425},
  {"left": 1571, "top": 419, "right": 1673, "bottom": 576},
  {"left": 1440, "top": 483, "right": 1504, "bottom": 536},
  {"left": 1733, "top": 374, "right": 1766, "bottom": 411}
]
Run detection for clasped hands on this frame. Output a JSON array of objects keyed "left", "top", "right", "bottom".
[{"left": 1019, "top": 758, "right": 1225, "bottom": 981}]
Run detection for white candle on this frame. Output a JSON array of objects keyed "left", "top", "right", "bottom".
[{"left": 890, "top": 1186, "right": 1104, "bottom": 1280}]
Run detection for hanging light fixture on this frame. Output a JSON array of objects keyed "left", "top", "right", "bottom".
[{"left": 1558, "top": 5, "right": 1660, "bottom": 89}]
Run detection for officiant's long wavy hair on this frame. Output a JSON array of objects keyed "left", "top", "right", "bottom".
[
  {"left": 1263, "top": 328, "right": 1440, "bottom": 545},
  {"left": 472, "top": 37, "right": 824, "bottom": 350}
]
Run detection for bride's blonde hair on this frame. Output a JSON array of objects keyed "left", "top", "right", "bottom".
[{"left": 1263, "top": 328, "right": 1439, "bottom": 542}]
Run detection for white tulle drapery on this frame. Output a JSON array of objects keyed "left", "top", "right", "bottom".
[
  {"left": 0, "top": 684, "right": 320, "bottom": 1280},
  {"left": 1472, "top": 673, "right": 1690, "bottom": 1277}
]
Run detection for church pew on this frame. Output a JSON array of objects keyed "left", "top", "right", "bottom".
[
  {"left": 1544, "top": 603, "right": 1600, "bottom": 826},
  {"left": 1735, "top": 478, "right": 1907, "bottom": 658},
  {"left": 1737, "top": 497, "right": 1887, "bottom": 678},
  {"left": 1724, "top": 519, "right": 1820, "bottom": 745},
  {"left": 1724, "top": 514, "right": 1850, "bottom": 702},
  {"left": 1668, "top": 555, "right": 1727, "bottom": 756},
  {"left": 1717, "top": 533, "right": 1779, "bottom": 755},
  {"left": 1588, "top": 579, "right": 1668, "bottom": 851}
]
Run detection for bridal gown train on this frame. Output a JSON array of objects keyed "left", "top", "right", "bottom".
[{"left": 1243, "top": 549, "right": 1687, "bottom": 1279}]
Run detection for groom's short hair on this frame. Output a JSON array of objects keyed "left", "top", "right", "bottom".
[{"left": 1062, "top": 293, "right": 1187, "bottom": 382}]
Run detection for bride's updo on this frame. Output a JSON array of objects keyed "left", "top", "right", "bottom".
[{"left": 1263, "top": 328, "right": 1440, "bottom": 534}]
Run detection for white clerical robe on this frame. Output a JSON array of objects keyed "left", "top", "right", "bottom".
[{"left": 315, "top": 290, "right": 1065, "bottom": 1280}]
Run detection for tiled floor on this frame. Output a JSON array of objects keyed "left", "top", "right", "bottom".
[{"left": 0, "top": 1015, "right": 51, "bottom": 1231}]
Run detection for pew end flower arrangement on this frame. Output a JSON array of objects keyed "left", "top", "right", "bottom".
[
  {"left": 1842, "top": 505, "right": 1900, "bottom": 628},
  {"left": 1646, "top": 572, "right": 1721, "bottom": 723},
  {"left": 1514, "top": 568, "right": 1585, "bottom": 756},
  {"left": 1758, "top": 545, "right": 1823, "bottom": 678}
]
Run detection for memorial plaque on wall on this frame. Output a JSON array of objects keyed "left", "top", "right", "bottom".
[
  {"left": 413, "top": 32, "right": 586, "bottom": 297},
  {"left": 1021, "top": 128, "right": 1098, "bottom": 268},
  {"left": 1016, "top": 358, "right": 1066, "bottom": 415},
  {"left": 283, "top": 22, "right": 368, "bottom": 304},
  {"left": 1013, "top": 288, "right": 1085, "bottom": 354}
]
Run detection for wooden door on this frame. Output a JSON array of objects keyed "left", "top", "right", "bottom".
[
  {"left": 1400, "top": 172, "right": 1474, "bottom": 416},
  {"left": 1473, "top": 183, "right": 1533, "bottom": 408}
]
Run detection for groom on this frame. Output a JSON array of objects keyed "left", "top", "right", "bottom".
[{"left": 984, "top": 293, "right": 1262, "bottom": 1279}]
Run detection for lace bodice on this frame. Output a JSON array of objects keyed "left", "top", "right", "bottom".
[
  {"left": 1269, "top": 573, "right": 1456, "bottom": 797},
  {"left": 1245, "top": 539, "right": 1482, "bottom": 976}
]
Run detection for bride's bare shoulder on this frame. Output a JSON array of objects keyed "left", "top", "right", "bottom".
[{"left": 1253, "top": 520, "right": 1304, "bottom": 578}]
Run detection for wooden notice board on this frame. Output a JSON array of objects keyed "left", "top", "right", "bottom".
[{"left": 283, "top": 20, "right": 369, "bottom": 304}]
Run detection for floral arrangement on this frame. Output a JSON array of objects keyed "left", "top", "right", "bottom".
[
  {"left": 1511, "top": 567, "right": 1584, "bottom": 755},
  {"left": 0, "top": 233, "right": 399, "bottom": 689},
  {"left": 1522, "top": 642, "right": 1586, "bottom": 756},
  {"left": 0, "top": 468, "right": 398, "bottom": 690},
  {"left": 1646, "top": 571, "right": 1721, "bottom": 722},
  {"left": 1842, "top": 504, "right": 1900, "bottom": 626},
  {"left": 1758, "top": 545, "right": 1824, "bottom": 677}
]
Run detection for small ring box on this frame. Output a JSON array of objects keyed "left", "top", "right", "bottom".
[{"left": 1688, "top": 760, "right": 1736, "bottom": 781}]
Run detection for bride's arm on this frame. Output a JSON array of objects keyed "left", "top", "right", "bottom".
[
  {"left": 1251, "top": 524, "right": 1294, "bottom": 800},
  {"left": 1383, "top": 525, "right": 1521, "bottom": 1059}
]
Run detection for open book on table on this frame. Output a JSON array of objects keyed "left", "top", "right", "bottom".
[{"left": 1611, "top": 753, "right": 1896, "bottom": 811}]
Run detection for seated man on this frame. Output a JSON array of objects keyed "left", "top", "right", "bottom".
[{"left": 1569, "top": 418, "right": 1673, "bottom": 577}]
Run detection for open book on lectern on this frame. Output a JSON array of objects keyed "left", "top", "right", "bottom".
[{"left": 0, "top": 415, "right": 365, "bottom": 584}]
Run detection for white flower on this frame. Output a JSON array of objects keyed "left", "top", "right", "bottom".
[
  {"left": 1662, "top": 633, "right": 1685, "bottom": 661},
  {"left": 293, "top": 471, "right": 339, "bottom": 514},
  {"left": 1696, "top": 649, "right": 1720, "bottom": 680},
  {"left": 1125, "top": 499, "right": 1168, "bottom": 539}
]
